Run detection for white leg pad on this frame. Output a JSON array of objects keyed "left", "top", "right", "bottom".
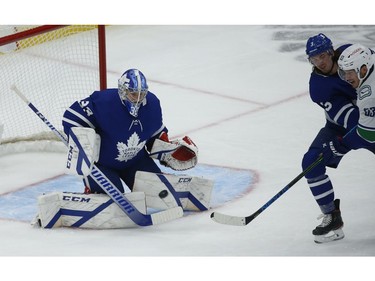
[
  {"left": 133, "top": 171, "right": 214, "bottom": 211},
  {"left": 37, "top": 192, "right": 62, "bottom": 228},
  {"left": 66, "top": 127, "right": 101, "bottom": 176},
  {"left": 36, "top": 191, "right": 146, "bottom": 229}
]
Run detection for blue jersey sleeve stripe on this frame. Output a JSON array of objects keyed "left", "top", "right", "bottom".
[
  {"left": 65, "top": 108, "right": 96, "bottom": 129},
  {"left": 62, "top": 117, "right": 86, "bottom": 128},
  {"left": 343, "top": 107, "right": 355, "bottom": 129},
  {"left": 333, "top": 103, "right": 353, "bottom": 123},
  {"left": 151, "top": 125, "right": 166, "bottom": 138},
  {"left": 324, "top": 111, "right": 337, "bottom": 126}
]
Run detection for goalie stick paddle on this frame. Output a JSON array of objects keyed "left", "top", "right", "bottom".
[
  {"left": 210, "top": 154, "right": 324, "bottom": 226},
  {"left": 10, "top": 85, "right": 183, "bottom": 227}
]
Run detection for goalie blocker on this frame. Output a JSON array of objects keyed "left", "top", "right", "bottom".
[{"left": 34, "top": 171, "right": 214, "bottom": 229}]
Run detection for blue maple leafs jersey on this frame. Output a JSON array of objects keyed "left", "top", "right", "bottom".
[
  {"left": 62, "top": 89, "right": 167, "bottom": 170},
  {"left": 308, "top": 44, "right": 358, "bottom": 131}
]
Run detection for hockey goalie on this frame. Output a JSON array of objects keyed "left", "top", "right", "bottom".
[{"left": 34, "top": 69, "right": 214, "bottom": 229}]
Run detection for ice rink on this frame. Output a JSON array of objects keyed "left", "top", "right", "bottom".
[{"left": 1, "top": 24, "right": 375, "bottom": 279}]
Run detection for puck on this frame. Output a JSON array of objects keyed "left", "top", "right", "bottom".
[{"left": 159, "top": 190, "right": 168, "bottom": 199}]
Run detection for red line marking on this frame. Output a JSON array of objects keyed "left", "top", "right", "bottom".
[
  {"left": 3, "top": 70, "right": 308, "bottom": 195},
  {"left": 0, "top": 174, "right": 65, "bottom": 196},
  {"left": 111, "top": 70, "right": 309, "bottom": 139}
]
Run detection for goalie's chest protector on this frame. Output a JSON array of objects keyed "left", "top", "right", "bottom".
[{"left": 91, "top": 90, "right": 164, "bottom": 170}]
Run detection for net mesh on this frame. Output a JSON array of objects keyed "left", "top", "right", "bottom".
[{"left": 0, "top": 25, "right": 101, "bottom": 146}]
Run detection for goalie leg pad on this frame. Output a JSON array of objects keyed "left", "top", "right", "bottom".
[
  {"left": 133, "top": 171, "right": 214, "bottom": 211},
  {"left": 66, "top": 127, "right": 101, "bottom": 176},
  {"left": 37, "top": 192, "right": 62, "bottom": 228},
  {"left": 35, "top": 191, "right": 147, "bottom": 229}
]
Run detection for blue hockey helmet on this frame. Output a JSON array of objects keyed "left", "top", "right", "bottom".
[
  {"left": 305, "top": 33, "right": 333, "bottom": 58},
  {"left": 118, "top": 69, "right": 148, "bottom": 117}
]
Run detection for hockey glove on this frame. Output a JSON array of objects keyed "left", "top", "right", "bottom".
[
  {"left": 322, "top": 136, "right": 350, "bottom": 162},
  {"left": 150, "top": 132, "right": 198, "bottom": 171}
]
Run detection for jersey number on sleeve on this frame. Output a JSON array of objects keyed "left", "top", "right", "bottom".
[{"left": 320, "top": 101, "right": 332, "bottom": 112}]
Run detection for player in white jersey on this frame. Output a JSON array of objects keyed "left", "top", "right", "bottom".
[
  {"left": 321, "top": 44, "right": 375, "bottom": 241},
  {"left": 325, "top": 44, "right": 375, "bottom": 154},
  {"left": 338, "top": 44, "right": 375, "bottom": 146}
]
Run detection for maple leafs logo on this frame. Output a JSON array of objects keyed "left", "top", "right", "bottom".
[{"left": 115, "top": 132, "right": 146, "bottom": 162}]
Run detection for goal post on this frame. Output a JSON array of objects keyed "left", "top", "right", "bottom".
[
  {"left": 98, "top": 25, "right": 107, "bottom": 91},
  {"left": 0, "top": 25, "right": 107, "bottom": 152}
]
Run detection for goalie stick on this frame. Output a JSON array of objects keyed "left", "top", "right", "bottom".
[
  {"left": 210, "top": 154, "right": 324, "bottom": 226},
  {"left": 11, "top": 85, "right": 183, "bottom": 227}
]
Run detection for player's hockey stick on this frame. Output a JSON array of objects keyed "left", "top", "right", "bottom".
[
  {"left": 210, "top": 153, "right": 324, "bottom": 226},
  {"left": 11, "top": 85, "right": 183, "bottom": 227}
]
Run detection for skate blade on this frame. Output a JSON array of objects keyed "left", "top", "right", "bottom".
[{"left": 314, "top": 228, "right": 345, "bottom": 244}]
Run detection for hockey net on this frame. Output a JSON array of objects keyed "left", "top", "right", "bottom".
[{"left": 0, "top": 25, "right": 106, "bottom": 155}]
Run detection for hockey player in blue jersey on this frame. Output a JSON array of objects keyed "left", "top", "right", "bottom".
[
  {"left": 32, "top": 68, "right": 214, "bottom": 229},
  {"left": 62, "top": 68, "right": 198, "bottom": 194},
  {"left": 302, "top": 34, "right": 358, "bottom": 243}
]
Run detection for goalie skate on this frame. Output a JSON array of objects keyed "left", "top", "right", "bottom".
[{"left": 314, "top": 228, "right": 345, "bottom": 244}]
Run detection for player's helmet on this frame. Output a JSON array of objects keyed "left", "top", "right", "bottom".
[
  {"left": 338, "top": 44, "right": 374, "bottom": 86},
  {"left": 118, "top": 69, "right": 148, "bottom": 117},
  {"left": 305, "top": 33, "right": 333, "bottom": 58}
]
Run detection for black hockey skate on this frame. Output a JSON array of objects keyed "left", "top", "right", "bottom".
[{"left": 313, "top": 199, "right": 344, "bottom": 243}]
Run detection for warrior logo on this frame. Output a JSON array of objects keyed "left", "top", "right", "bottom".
[{"left": 116, "top": 132, "right": 146, "bottom": 162}]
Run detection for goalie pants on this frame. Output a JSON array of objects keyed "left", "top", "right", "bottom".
[{"left": 85, "top": 156, "right": 162, "bottom": 193}]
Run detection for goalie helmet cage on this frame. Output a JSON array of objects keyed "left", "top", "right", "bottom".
[{"left": 0, "top": 25, "right": 107, "bottom": 152}]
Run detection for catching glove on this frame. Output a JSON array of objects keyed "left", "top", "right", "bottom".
[{"left": 150, "top": 132, "right": 198, "bottom": 171}]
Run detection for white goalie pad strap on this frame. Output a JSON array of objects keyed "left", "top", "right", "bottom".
[
  {"left": 36, "top": 191, "right": 146, "bottom": 229},
  {"left": 66, "top": 127, "right": 101, "bottom": 176},
  {"left": 133, "top": 171, "right": 214, "bottom": 211},
  {"left": 150, "top": 136, "right": 198, "bottom": 171},
  {"left": 36, "top": 192, "right": 62, "bottom": 228}
]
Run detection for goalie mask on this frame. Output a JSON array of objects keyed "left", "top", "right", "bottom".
[{"left": 118, "top": 69, "right": 148, "bottom": 117}]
